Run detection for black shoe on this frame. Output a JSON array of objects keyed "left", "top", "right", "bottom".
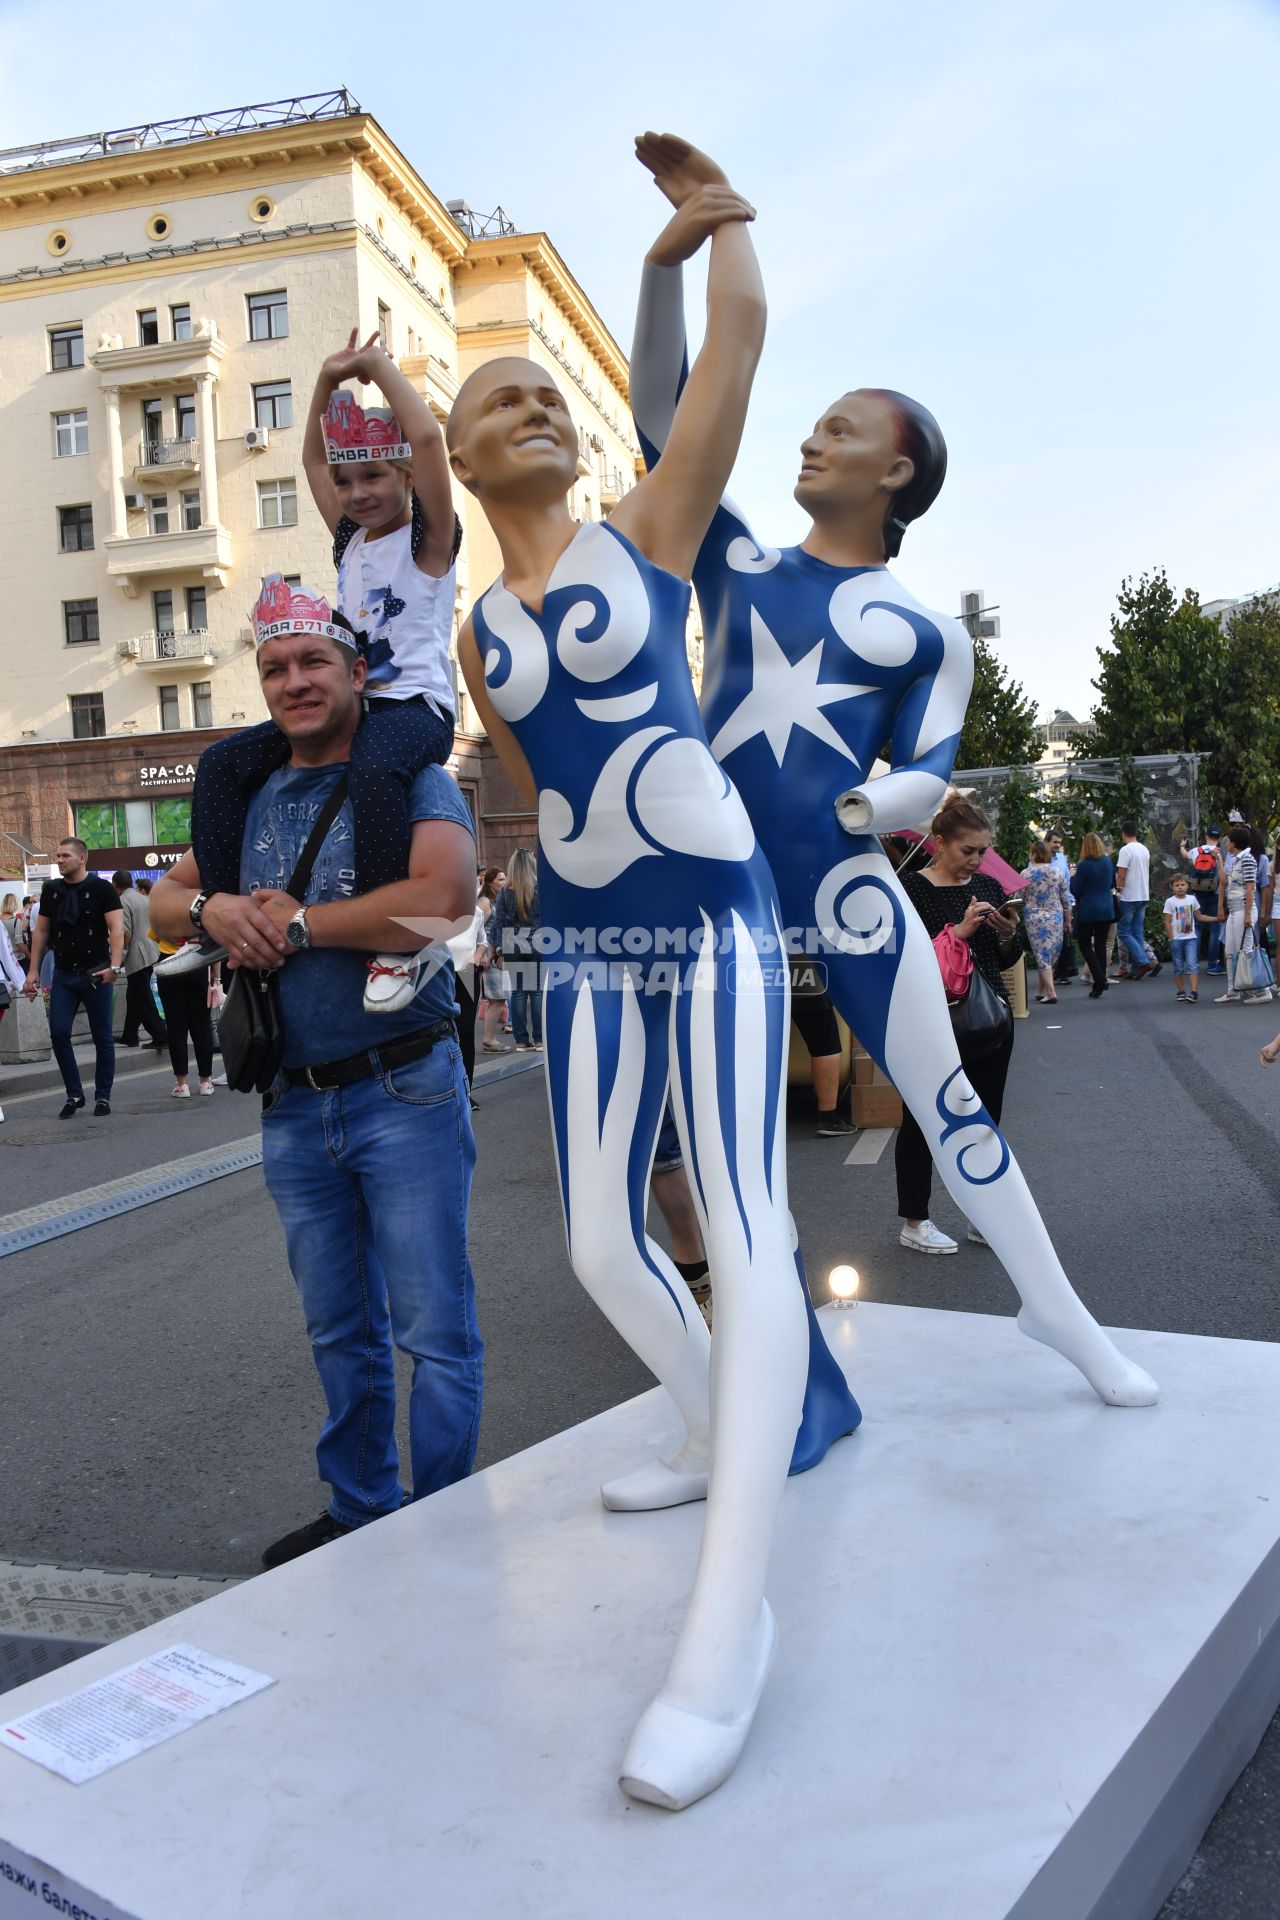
[
  {"left": 93, "top": 1100, "right": 111, "bottom": 1117},
  {"left": 815, "top": 1110, "right": 856, "bottom": 1137},
  {"left": 58, "top": 1095, "right": 86, "bottom": 1120},
  {"left": 261, "top": 1510, "right": 356, "bottom": 1570},
  {"left": 470, "top": 1097, "right": 479, "bottom": 1111}
]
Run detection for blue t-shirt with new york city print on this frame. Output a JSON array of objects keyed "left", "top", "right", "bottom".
[{"left": 241, "top": 760, "right": 474, "bottom": 1068}]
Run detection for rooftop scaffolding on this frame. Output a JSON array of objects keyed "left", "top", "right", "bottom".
[{"left": 0, "top": 89, "right": 362, "bottom": 176}]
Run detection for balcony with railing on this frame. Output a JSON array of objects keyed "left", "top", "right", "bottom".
[
  {"left": 120, "top": 628, "right": 219, "bottom": 669},
  {"left": 92, "top": 332, "right": 226, "bottom": 393},
  {"left": 136, "top": 436, "right": 200, "bottom": 473},
  {"left": 599, "top": 467, "right": 627, "bottom": 508},
  {"left": 103, "top": 524, "right": 232, "bottom": 597}
]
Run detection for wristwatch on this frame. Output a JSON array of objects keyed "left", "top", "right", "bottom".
[
  {"left": 285, "top": 906, "right": 312, "bottom": 951},
  {"left": 189, "top": 891, "right": 208, "bottom": 932}
]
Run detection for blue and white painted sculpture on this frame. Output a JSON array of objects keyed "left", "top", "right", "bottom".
[
  {"left": 629, "top": 154, "right": 1158, "bottom": 1414},
  {"left": 452, "top": 135, "right": 832, "bottom": 1812}
]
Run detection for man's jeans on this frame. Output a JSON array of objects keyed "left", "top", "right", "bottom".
[
  {"left": 1204, "top": 913, "right": 1223, "bottom": 969},
  {"left": 262, "top": 1037, "right": 483, "bottom": 1529},
  {"left": 1116, "top": 898, "right": 1149, "bottom": 970},
  {"left": 49, "top": 969, "right": 115, "bottom": 1101}
]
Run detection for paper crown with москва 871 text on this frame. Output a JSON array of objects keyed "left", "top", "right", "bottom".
[
  {"left": 322, "top": 389, "right": 411, "bottom": 464},
  {"left": 249, "top": 575, "right": 357, "bottom": 649}
]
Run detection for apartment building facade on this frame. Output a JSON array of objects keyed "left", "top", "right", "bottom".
[{"left": 0, "top": 91, "right": 643, "bottom": 875}]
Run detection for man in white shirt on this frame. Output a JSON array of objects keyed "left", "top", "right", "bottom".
[{"left": 1114, "top": 820, "right": 1158, "bottom": 979}]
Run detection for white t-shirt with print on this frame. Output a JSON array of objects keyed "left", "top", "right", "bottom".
[
  {"left": 1116, "top": 841, "right": 1150, "bottom": 901},
  {"left": 1163, "top": 895, "right": 1198, "bottom": 941}
]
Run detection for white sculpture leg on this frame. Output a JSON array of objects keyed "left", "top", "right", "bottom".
[
  {"left": 620, "top": 913, "right": 807, "bottom": 1809},
  {"left": 549, "top": 974, "right": 714, "bottom": 1510},
  {"left": 853, "top": 863, "right": 1158, "bottom": 1407}
]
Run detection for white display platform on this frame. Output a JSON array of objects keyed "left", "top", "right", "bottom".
[{"left": 3, "top": 1305, "right": 1280, "bottom": 1920}]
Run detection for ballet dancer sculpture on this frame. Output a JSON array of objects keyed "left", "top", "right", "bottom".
[
  {"left": 628, "top": 142, "right": 1158, "bottom": 1414},
  {"left": 451, "top": 135, "right": 818, "bottom": 1811}
]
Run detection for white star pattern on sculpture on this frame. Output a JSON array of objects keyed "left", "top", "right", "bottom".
[{"left": 710, "top": 608, "right": 874, "bottom": 769}]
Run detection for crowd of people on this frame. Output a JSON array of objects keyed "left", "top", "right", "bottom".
[{"left": 1005, "top": 815, "right": 1278, "bottom": 1009}]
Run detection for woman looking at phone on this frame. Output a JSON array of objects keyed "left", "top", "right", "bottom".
[{"left": 895, "top": 794, "right": 1022, "bottom": 1254}]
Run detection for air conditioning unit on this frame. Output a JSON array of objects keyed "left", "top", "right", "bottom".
[
  {"left": 123, "top": 490, "right": 146, "bottom": 510},
  {"left": 117, "top": 637, "right": 141, "bottom": 659},
  {"left": 244, "top": 426, "right": 270, "bottom": 451}
]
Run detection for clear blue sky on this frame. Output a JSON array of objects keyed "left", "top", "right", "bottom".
[{"left": 3, "top": 0, "right": 1277, "bottom": 719}]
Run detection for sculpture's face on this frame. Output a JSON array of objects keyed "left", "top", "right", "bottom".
[
  {"left": 448, "top": 359, "right": 579, "bottom": 503},
  {"left": 794, "top": 391, "right": 912, "bottom": 516}
]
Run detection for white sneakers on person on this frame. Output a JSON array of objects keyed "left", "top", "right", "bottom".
[
  {"left": 363, "top": 951, "right": 423, "bottom": 1014},
  {"left": 900, "top": 1219, "right": 958, "bottom": 1255},
  {"left": 156, "top": 937, "right": 227, "bottom": 978},
  {"left": 967, "top": 1225, "right": 989, "bottom": 1246},
  {"left": 1214, "top": 990, "right": 1242, "bottom": 1005}
]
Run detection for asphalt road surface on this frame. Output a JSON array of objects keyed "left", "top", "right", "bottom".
[{"left": 1, "top": 977, "right": 1277, "bottom": 1913}]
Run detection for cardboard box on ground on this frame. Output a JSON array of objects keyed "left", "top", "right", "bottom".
[{"left": 848, "top": 1036, "right": 903, "bottom": 1130}]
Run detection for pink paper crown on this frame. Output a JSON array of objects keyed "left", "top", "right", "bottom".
[
  {"left": 323, "top": 390, "right": 411, "bottom": 464},
  {"left": 249, "top": 574, "right": 354, "bottom": 649}
]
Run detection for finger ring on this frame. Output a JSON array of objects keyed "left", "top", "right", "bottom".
[{"left": 242, "top": 941, "right": 249, "bottom": 953}]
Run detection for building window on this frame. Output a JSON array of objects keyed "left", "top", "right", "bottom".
[
  {"left": 377, "top": 301, "right": 392, "bottom": 351},
  {"left": 180, "top": 489, "right": 202, "bottom": 530},
  {"left": 193, "top": 681, "right": 213, "bottom": 729},
  {"left": 49, "top": 325, "right": 84, "bottom": 371},
  {"left": 58, "top": 504, "right": 93, "bottom": 551},
  {"left": 185, "top": 585, "right": 207, "bottom": 631},
  {"left": 247, "top": 289, "right": 288, "bottom": 340},
  {"left": 63, "top": 598, "right": 99, "bottom": 646},
  {"left": 138, "top": 308, "right": 160, "bottom": 347},
  {"left": 171, "top": 303, "right": 192, "bottom": 340},
  {"left": 70, "top": 693, "right": 106, "bottom": 739},
  {"left": 283, "top": 574, "right": 302, "bottom": 588},
  {"left": 175, "top": 393, "right": 196, "bottom": 442},
  {"left": 148, "top": 495, "right": 170, "bottom": 536},
  {"left": 142, "top": 396, "right": 163, "bottom": 450},
  {"left": 53, "top": 409, "right": 89, "bottom": 457},
  {"left": 153, "top": 589, "right": 175, "bottom": 635},
  {"left": 74, "top": 797, "right": 192, "bottom": 847},
  {"left": 252, "top": 380, "right": 292, "bottom": 429},
  {"left": 159, "top": 685, "right": 181, "bottom": 732},
  {"left": 257, "top": 477, "right": 297, "bottom": 528}
]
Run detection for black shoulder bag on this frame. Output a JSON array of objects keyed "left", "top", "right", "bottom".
[{"left": 220, "top": 774, "right": 350, "bottom": 1094}]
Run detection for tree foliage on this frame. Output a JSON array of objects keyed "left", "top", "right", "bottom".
[
  {"left": 992, "top": 767, "right": 1040, "bottom": 870},
  {"left": 956, "top": 633, "right": 1041, "bottom": 771},
  {"left": 1077, "top": 571, "right": 1280, "bottom": 835}
]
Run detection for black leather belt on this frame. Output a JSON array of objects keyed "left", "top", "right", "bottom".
[{"left": 283, "top": 1020, "right": 456, "bottom": 1092}]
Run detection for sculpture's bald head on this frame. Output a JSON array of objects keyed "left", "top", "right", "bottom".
[{"left": 447, "top": 358, "right": 579, "bottom": 501}]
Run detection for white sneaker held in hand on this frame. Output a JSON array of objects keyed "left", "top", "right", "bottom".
[{"left": 364, "top": 952, "right": 423, "bottom": 1014}]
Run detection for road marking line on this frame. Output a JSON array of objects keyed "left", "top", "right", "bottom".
[
  {"left": 845, "top": 1128, "right": 893, "bottom": 1166},
  {"left": 0, "top": 1137, "right": 263, "bottom": 1258}
]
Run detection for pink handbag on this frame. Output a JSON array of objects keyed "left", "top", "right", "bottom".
[{"left": 932, "top": 923, "right": 973, "bottom": 1002}]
